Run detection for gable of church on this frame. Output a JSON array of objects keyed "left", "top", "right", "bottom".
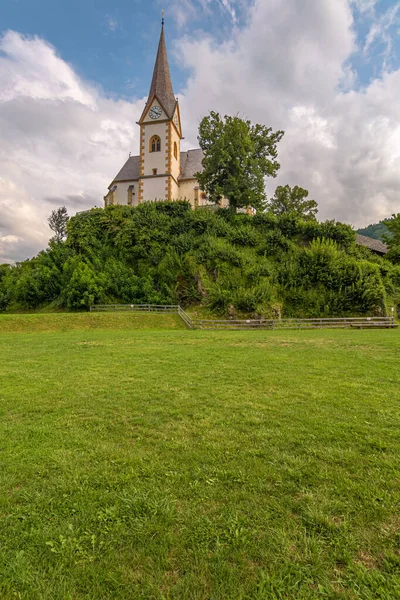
[
  {"left": 172, "top": 104, "right": 182, "bottom": 138},
  {"left": 140, "top": 96, "right": 170, "bottom": 124}
]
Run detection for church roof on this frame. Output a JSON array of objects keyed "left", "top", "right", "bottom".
[
  {"left": 140, "top": 24, "right": 177, "bottom": 121},
  {"left": 111, "top": 148, "right": 204, "bottom": 184},
  {"left": 179, "top": 149, "right": 204, "bottom": 180},
  {"left": 112, "top": 155, "right": 140, "bottom": 183}
]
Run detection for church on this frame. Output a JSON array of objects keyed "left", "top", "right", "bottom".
[{"left": 104, "top": 19, "right": 226, "bottom": 210}]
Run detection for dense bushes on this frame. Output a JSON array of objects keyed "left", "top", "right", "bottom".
[{"left": 0, "top": 201, "right": 398, "bottom": 317}]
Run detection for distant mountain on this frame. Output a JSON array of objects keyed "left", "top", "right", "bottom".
[{"left": 356, "top": 219, "right": 392, "bottom": 242}]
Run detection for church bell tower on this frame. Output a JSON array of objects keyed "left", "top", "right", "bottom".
[{"left": 137, "top": 17, "right": 183, "bottom": 203}]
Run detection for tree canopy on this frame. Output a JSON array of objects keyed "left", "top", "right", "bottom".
[
  {"left": 384, "top": 214, "right": 400, "bottom": 263},
  {"left": 196, "top": 112, "right": 284, "bottom": 211},
  {"left": 1, "top": 202, "right": 397, "bottom": 319},
  {"left": 48, "top": 206, "right": 69, "bottom": 242},
  {"left": 357, "top": 219, "right": 392, "bottom": 242},
  {"left": 267, "top": 185, "right": 318, "bottom": 221}
]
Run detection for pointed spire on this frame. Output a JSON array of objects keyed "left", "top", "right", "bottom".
[{"left": 141, "top": 18, "right": 177, "bottom": 120}]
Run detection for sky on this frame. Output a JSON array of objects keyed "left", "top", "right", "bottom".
[{"left": 1, "top": 0, "right": 400, "bottom": 263}]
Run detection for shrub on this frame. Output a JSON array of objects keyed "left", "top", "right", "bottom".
[
  {"left": 229, "top": 225, "right": 259, "bottom": 246},
  {"left": 155, "top": 200, "right": 191, "bottom": 217},
  {"left": 1, "top": 200, "right": 397, "bottom": 317},
  {"left": 62, "top": 258, "right": 107, "bottom": 309},
  {"left": 195, "top": 236, "right": 243, "bottom": 268},
  {"left": 260, "top": 230, "right": 292, "bottom": 256},
  {"left": 245, "top": 258, "right": 274, "bottom": 283},
  {"left": 232, "top": 281, "right": 273, "bottom": 313},
  {"left": 233, "top": 286, "right": 259, "bottom": 312},
  {"left": 207, "top": 284, "right": 233, "bottom": 312}
]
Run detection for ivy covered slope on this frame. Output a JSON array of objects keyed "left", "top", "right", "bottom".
[{"left": 1, "top": 201, "right": 400, "bottom": 317}]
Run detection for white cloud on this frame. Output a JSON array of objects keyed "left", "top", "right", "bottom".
[
  {"left": 351, "top": 0, "right": 378, "bottom": 16},
  {"left": 177, "top": 0, "right": 400, "bottom": 226},
  {"left": 363, "top": 2, "right": 400, "bottom": 68},
  {"left": 352, "top": 0, "right": 400, "bottom": 72},
  {"left": 364, "top": 4, "right": 400, "bottom": 52},
  {"left": 0, "top": 30, "right": 143, "bottom": 263},
  {"left": 168, "top": 0, "right": 242, "bottom": 29},
  {"left": 219, "top": 0, "right": 237, "bottom": 24},
  {"left": 168, "top": 0, "right": 199, "bottom": 29},
  {"left": 0, "top": 31, "right": 94, "bottom": 106},
  {"left": 106, "top": 16, "right": 119, "bottom": 32}
]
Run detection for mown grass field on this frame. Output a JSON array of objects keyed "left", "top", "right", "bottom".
[
  {"left": 1, "top": 314, "right": 399, "bottom": 599},
  {"left": 0, "top": 312, "right": 184, "bottom": 333}
]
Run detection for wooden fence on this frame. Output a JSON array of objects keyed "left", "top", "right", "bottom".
[
  {"left": 89, "top": 304, "right": 396, "bottom": 331},
  {"left": 90, "top": 304, "right": 179, "bottom": 313},
  {"left": 177, "top": 306, "right": 194, "bottom": 329},
  {"left": 192, "top": 316, "right": 396, "bottom": 330}
]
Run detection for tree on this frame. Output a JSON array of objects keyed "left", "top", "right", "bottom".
[
  {"left": 196, "top": 112, "right": 284, "bottom": 211},
  {"left": 357, "top": 219, "right": 392, "bottom": 242},
  {"left": 384, "top": 214, "right": 400, "bottom": 263},
  {"left": 48, "top": 206, "right": 69, "bottom": 242},
  {"left": 268, "top": 185, "right": 318, "bottom": 221}
]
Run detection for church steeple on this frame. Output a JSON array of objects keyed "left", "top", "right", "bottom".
[
  {"left": 105, "top": 15, "right": 205, "bottom": 211},
  {"left": 136, "top": 16, "right": 182, "bottom": 205},
  {"left": 140, "top": 18, "right": 177, "bottom": 120}
]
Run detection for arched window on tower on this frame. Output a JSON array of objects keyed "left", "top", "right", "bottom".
[
  {"left": 174, "top": 141, "right": 178, "bottom": 159},
  {"left": 150, "top": 135, "right": 161, "bottom": 153}
]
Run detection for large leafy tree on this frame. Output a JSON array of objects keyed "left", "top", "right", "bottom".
[
  {"left": 196, "top": 112, "right": 284, "bottom": 211},
  {"left": 268, "top": 185, "right": 318, "bottom": 221}
]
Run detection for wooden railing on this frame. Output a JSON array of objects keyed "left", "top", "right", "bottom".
[
  {"left": 90, "top": 304, "right": 179, "bottom": 313},
  {"left": 177, "top": 306, "right": 194, "bottom": 329},
  {"left": 192, "top": 317, "right": 396, "bottom": 330},
  {"left": 89, "top": 305, "right": 396, "bottom": 331}
]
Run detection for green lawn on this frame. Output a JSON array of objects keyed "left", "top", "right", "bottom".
[
  {"left": 1, "top": 315, "right": 399, "bottom": 599},
  {"left": 0, "top": 312, "right": 184, "bottom": 333}
]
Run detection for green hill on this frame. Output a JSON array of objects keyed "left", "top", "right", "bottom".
[
  {"left": 357, "top": 219, "right": 392, "bottom": 241},
  {"left": 1, "top": 202, "right": 400, "bottom": 317}
]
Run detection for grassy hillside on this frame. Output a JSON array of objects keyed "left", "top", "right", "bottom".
[
  {"left": 1, "top": 322, "right": 400, "bottom": 598},
  {"left": 2, "top": 202, "right": 400, "bottom": 317}
]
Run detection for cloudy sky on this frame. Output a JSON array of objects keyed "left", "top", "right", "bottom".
[{"left": 1, "top": 0, "right": 400, "bottom": 263}]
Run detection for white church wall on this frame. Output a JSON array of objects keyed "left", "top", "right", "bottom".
[
  {"left": 113, "top": 182, "right": 138, "bottom": 206},
  {"left": 142, "top": 121, "right": 168, "bottom": 177},
  {"left": 170, "top": 178, "right": 180, "bottom": 200},
  {"left": 170, "top": 124, "right": 181, "bottom": 183},
  {"left": 178, "top": 180, "right": 229, "bottom": 209},
  {"left": 142, "top": 177, "right": 168, "bottom": 201},
  {"left": 113, "top": 184, "right": 127, "bottom": 205},
  {"left": 178, "top": 180, "right": 197, "bottom": 207}
]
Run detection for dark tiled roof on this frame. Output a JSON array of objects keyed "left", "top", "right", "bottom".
[
  {"left": 112, "top": 149, "right": 204, "bottom": 184},
  {"left": 179, "top": 148, "right": 204, "bottom": 180},
  {"left": 140, "top": 25, "right": 177, "bottom": 120},
  {"left": 356, "top": 234, "right": 388, "bottom": 255},
  {"left": 112, "top": 155, "right": 140, "bottom": 183}
]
